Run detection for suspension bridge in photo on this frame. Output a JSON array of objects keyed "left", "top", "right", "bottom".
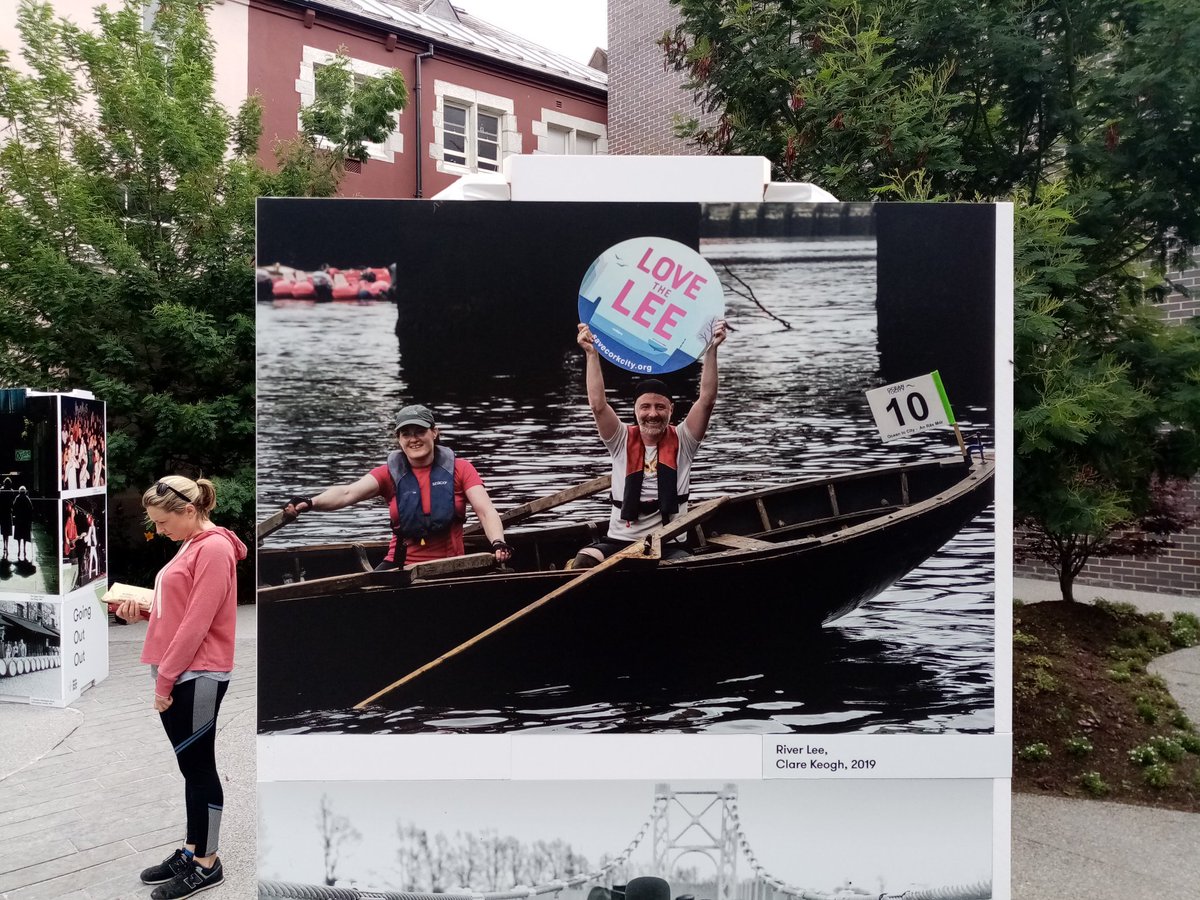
[{"left": 259, "top": 784, "right": 992, "bottom": 900}]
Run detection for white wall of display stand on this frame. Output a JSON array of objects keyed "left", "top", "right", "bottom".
[{"left": 0, "top": 388, "right": 109, "bottom": 707}]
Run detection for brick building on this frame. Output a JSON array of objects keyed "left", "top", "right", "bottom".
[
  {"left": 1, "top": 1, "right": 607, "bottom": 199},
  {"left": 607, "top": 0, "right": 710, "bottom": 155},
  {"left": 249, "top": 0, "right": 608, "bottom": 198}
]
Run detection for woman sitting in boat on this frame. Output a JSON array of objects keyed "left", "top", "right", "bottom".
[{"left": 282, "top": 405, "right": 513, "bottom": 568}]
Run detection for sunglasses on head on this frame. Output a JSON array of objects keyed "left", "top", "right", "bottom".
[{"left": 155, "top": 481, "right": 193, "bottom": 504}]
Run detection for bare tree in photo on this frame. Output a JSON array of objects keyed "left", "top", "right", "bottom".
[
  {"left": 393, "top": 824, "right": 592, "bottom": 893},
  {"left": 429, "top": 830, "right": 452, "bottom": 892},
  {"left": 506, "top": 835, "right": 525, "bottom": 887},
  {"left": 318, "top": 794, "right": 361, "bottom": 886},
  {"left": 396, "top": 823, "right": 426, "bottom": 892},
  {"left": 480, "top": 830, "right": 508, "bottom": 897},
  {"left": 532, "top": 839, "right": 588, "bottom": 883},
  {"left": 453, "top": 829, "right": 480, "bottom": 889}
]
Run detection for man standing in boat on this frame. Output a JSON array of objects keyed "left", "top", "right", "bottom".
[{"left": 571, "top": 319, "right": 727, "bottom": 569}]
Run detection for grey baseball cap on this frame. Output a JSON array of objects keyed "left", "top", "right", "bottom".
[{"left": 394, "top": 404, "right": 435, "bottom": 431}]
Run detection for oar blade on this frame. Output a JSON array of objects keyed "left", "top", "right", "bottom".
[{"left": 256, "top": 508, "right": 296, "bottom": 544}]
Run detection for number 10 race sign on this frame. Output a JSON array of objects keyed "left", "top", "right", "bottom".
[{"left": 865, "top": 371, "right": 955, "bottom": 442}]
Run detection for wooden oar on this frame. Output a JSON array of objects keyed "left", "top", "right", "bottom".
[
  {"left": 353, "top": 495, "right": 729, "bottom": 708},
  {"left": 463, "top": 473, "right": 611, "bottom": 536},
  {"left": 258, "top": 474, "right": 608, "bottom": 546},
  {"left": 256, "top": 508, "right": 297, "bottom": 544},
  {"left": 259, "top": 552, "right": 496, "bottom": 602}
]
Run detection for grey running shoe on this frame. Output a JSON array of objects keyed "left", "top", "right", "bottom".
[
  {"left": 139, "top": 849, "right": 191, "bottom": 885},
  {"left": 151, "top": 858, "right": 224, "bottom": 899}
]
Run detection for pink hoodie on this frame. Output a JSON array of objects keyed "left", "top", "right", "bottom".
[{"left": 140, "top": 526, "right": 248, "bottom": 698}]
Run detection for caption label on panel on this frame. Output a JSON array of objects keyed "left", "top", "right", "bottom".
[{"left": 767, "top": 735, "right": 1012, "bottom": 779}]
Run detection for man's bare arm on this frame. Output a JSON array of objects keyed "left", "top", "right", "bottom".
[
  {"left": 684, "top": 319, "right": 728, "bottom": 442},
  {"left": 578, "top": 324, "right": 621, "bottom": 441}
]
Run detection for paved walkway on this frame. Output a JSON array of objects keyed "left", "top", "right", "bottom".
[
  {"left": 1012, "top": 578, "right": 1200, "bottom": 900},
  {"left": 4, "top": 582, "right": 1198, "bottom": 899},
  {"left": 0, "top": 605, "right": 256, "bottom": 900}
]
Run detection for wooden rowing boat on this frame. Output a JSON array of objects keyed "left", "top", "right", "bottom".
[{"left": 258, "top": 455, "right": 994, "bottom": 719}]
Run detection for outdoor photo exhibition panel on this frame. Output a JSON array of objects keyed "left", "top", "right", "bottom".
[
  {"left": 258, "top": 779, "right": 995, "bottom": 900},
  {"left": 255, "top": 199, "right": 1012, "bottom": 895},
  {"left": 0, "top": 388, "right": 109, "bottom": 706}
]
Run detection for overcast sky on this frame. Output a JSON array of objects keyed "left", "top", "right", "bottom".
[
  {"left": 260, "top": 779, "right": 993, "bottom": 893},
  {"left": 456, "top": 0, "right": 608, "bottom": 62}
]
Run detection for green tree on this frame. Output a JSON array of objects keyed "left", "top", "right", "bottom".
[
  {"left": 0, "top": 0, "right": 407, "bottom": 592},
  {"left": 273, "top": 47, "right": 409, "bottom": 197},
  {"left": 1012, "top": 185, "right": 1200, "bottom": 600},
  {"left": 664, "top": 0, "right": 1200, "bottom": 599}
]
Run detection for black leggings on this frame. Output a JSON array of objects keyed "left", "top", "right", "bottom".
[{"left": 159, "top": 678, "right": 228, "bottom": 857}]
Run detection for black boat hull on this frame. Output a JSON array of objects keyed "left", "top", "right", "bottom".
[{"left": 258, "top": 458, "right": 994, "bottom": 721}]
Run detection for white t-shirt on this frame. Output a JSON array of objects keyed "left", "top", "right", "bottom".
[{"left": 602, "top": 422, "right": 701, "bottom": 540}]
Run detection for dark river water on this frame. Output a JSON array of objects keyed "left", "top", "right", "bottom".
[{"left": 257, "top": 237, "right": 996, "bottom": 735}]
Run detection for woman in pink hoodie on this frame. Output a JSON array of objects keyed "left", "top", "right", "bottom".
[{"left": 115, "top": 475, "right": 247, "bottom": 900}]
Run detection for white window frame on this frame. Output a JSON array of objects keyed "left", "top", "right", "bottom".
[
  {"left": 432, "top": 80, "right": 519, "bottom": 175},
  {"left": 296, "top": 46, "right": 404, "bottom": 164},
  {"left": 532, "top": 109, "right": 608, "bottom": 155}
]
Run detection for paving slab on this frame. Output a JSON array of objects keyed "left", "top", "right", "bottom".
[
  {"left": 1012, "top": 793, "right": 1200, "bottom": 900},
  {"left": 0, "top": 604, "right": 256, "bottom": 900},
  {"left": 1013, "top": 577, "right": 1199, "bottom": 616},
  {"left": 0, "top": 706, "right": 81, "bottom": 781},
  {"left": 1151, "top": 644, "right": 1200, "bottom": 726}
]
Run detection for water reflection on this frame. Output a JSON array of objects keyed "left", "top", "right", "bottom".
[{"left": 257, "top": 237, "right": 996, "bottom": 733}]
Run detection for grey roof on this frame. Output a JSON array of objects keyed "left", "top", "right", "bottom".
[{"left": 307, "top": 0, "right": 607, "bottom": 91}]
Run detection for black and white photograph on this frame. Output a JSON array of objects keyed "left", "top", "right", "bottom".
[
  {"left": 0, "top": 390, "right": 59, "bottom": 502},
  {"left": 58, "top": 395, "right": 107, "bottom": 496},
  {"left": 1, "top": 390, "right": 62, "bottom": 596},
  {"left": 258, "top": 779, "right": 993, "bottom": 899},
  {"left": 256, "top": 199, "right": 1002, "bottom": 736},
  {"left": 60, "top": 495, "right": 107, "bottom": 593},
  {"left": 0, "top": 600, "right": 61, "bottom": 703},
  {"left": 0, "top": 495, "right": 60, "bottom": 598}
]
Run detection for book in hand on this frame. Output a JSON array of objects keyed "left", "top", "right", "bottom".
[{"left": 102, "top": 583, "right": 153, "bottom": 613}]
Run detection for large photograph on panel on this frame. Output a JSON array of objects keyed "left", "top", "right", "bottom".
[
  {"left": 0, "top": 600, "right": 61, "bottom": 703},
  {"left": 60, "top": 496, "right": 108, "bottom": 595},
  {"left": 59, "top": 395, "right": 107, "bottom": 497},
  {"left": 258, "top": 779, "right": 993, "bottom": 898},
  {"left": 256, "top": 200, "right": 998, "bottom": 735},
  {"left": 0, "top": 390, "right": 61, "bottom": 596}
]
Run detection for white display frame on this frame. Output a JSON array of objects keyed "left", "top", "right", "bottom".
[{"left": 256, "top": 158, "right": 1014, "bottom": 899}]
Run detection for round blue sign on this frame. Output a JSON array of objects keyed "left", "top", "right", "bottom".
[{"left": 578, "top": 237, "right": 725, "bottom": 374}]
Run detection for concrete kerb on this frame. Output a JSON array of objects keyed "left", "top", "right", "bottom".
[
  {"left": 1011, "top": 578, "right": 1200, "bottom": 900},
  {"left": 0, "top": 604, "right": 256, "bottom": 900}
]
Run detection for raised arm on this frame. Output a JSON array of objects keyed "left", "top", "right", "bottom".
[
  {"left": 284, "top": 473, "right": 381, "bottom": 515},
  {"left": 683, "top": 319, "right": 728, "bottom": 442},
  {"left": 577, "top": 323, "right": 620, "bottom": 442}
]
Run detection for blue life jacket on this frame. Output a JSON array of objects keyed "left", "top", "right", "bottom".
[{"left": 387, "top": 445, "right": 458, "bottom": 540}]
